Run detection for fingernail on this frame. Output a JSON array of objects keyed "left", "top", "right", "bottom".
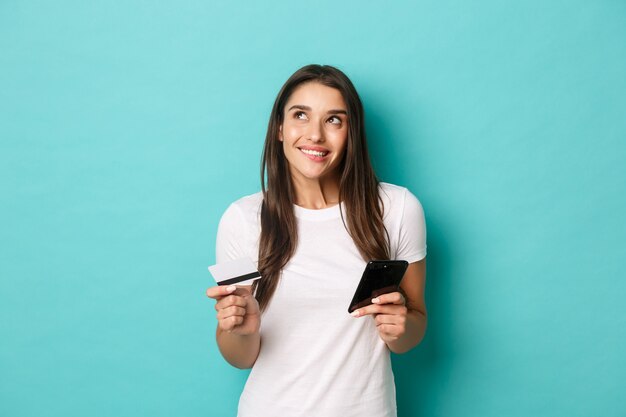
[
  {"left": 226, "top": 285, "right": 236, "bottom": 292},
  {"left": 372, "top": 298, "right": 380, "bottom": 304},
  {"left": 351, "top": 310, "right": 360, "bottom": 317}
]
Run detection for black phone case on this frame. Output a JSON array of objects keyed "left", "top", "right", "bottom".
[{"left": 348, "top": 260, "right": 409, "bottom": 313}]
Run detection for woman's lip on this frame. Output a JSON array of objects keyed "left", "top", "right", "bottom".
[
  {"left": 299, "top": 147, "right": 329, "bottom": 161},
  {"left": 298, "top": 146, "right": 329, "bottom": 152}
]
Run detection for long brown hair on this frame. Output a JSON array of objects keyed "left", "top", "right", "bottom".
[{"left": 253, "top": 64, "right": 390, "bottom": 311}]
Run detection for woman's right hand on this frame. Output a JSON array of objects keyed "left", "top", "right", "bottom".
[{"left": 206, "top": 285, "right": 261, "bottom": 336}]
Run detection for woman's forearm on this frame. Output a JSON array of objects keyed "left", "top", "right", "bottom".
[{"left": 216, "top": 329, "right": 261, "bottom": 369}]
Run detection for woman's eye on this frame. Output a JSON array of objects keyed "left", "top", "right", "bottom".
[
  {"left": 328, "top": 116, "right": 342, "bottom": 125},
  {"left": 295, "top": 111, "right": 307, "bottom": 120}
]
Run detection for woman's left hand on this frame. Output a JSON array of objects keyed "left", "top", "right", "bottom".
[{"left": 351, "top": 291, "right": 408, "bottom": 344}]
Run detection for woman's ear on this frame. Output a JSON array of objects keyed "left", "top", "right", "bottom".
[{"left": 278, "top": 125, "right": 283, "bottom": 142}]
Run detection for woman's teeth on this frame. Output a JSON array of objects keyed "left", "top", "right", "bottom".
[{"left": 301, "top": 149, "right": 328, "bottom": 157}]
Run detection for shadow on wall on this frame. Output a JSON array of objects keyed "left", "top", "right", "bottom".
[{"left": 365, "top": 96, "right": 455, "bottom": 417}]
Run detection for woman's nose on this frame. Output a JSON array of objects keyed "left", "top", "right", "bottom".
[{"left": 307, "top": 120, "right": 324, "bottom": 142}]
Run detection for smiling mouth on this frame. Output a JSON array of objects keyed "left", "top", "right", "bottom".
[{"left": 299, "top": 148, "right": 329, "bottom": 157}]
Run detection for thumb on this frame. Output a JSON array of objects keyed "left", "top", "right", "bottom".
[{"left": 206, "top": 285, "right": 237, "bottom": 299}]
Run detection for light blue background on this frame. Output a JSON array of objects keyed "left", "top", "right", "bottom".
[{"left": 1, "top": 1, "right": 625, "bottom": 416}]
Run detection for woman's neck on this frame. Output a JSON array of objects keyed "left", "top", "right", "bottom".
[{"left": 291, "top": 175, "right": 341, "bottom": 210}]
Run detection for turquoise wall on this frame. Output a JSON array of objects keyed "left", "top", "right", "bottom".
[{"left": 1, "top": 1, "right": 625, "bottom": 416}]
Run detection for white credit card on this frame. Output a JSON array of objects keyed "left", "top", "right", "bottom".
[{"left": 208, "top": 258, "right": 261, "bottom": 286}]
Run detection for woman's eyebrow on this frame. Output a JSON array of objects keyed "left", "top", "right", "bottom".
[
  {"left": 287, "top": 104, "right": 347, "bottom": 115},
  {"left": 287, "top": 105, "right": 311, "bottom": 112}
]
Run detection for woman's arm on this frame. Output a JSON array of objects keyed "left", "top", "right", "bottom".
[
  {"left": 351, "top": 259, "right": 427, "bottom": 353},
  {"left": 207, "top": 285, "right": 262, "bottom": 369}
]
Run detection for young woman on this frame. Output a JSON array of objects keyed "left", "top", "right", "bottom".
[{"left": 206, "top": 64, "right": 427, "bottom": 417}]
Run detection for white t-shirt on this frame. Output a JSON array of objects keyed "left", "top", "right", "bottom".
[{"left": 215, "top": 183, "right": 427, "bottom": 417}]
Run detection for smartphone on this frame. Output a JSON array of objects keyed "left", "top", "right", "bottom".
[{"left": 348, "top": 260, "right": 409, "bottom": 313}]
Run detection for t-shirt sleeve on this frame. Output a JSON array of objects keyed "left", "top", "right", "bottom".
[
  {"left": 215, "top": 203, "right": 250, "bottom": 264},
  {"left": 396, "top": 189, "right": 427, "bottom": 263}
]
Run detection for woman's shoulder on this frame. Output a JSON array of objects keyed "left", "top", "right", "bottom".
[
  {"left": 221, "top": 191, "right": 263, "bottom": 223},
  {"left": 379, "top": 181, "right": 406, "bottom": 195},
  {"left": 378, "top": 182, "right": 424, "bottom": 219},
  {"left": 216, "top": 192, "right": 263, "bottom": 263},
  {"left": 217, "top": 191, "right": 263, "bottom": 240},
  {"left": 229, "top": 191, "right": 264, "bottom": 211},
  {"left": 379, "top": 182, "right": 419, "bottom": 202}
]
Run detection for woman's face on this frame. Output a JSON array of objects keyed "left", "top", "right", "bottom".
[{"left": 279, "top": 82, "right": 349, "bottom": 184}]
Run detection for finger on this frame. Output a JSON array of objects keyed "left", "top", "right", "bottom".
[
  {"left": 215, "top": 294, "right": 247, "bottom": 310},
  {"left": 206, "top": 285, "right": 237, "bottom": 299},
  {"left": 216, "top": 305, "right": 246, "bottom": 320},
  {"left": 351, "top": 303, "right": 407, "bottom": 318},
  {"left": 374, "top": 313, "right": 407, "bottom": 326},
  {"left": 219, "top": 315, "right": 244, "bottom": 332},
  {"left": 372, "top": 291, "right": 405, "bottom": 306},
  {"left": 376, "top": 323, "right": 403, "bottom": 339},
  {"left": 230, "top": 285, "right": 253, "bottom": 296}
]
